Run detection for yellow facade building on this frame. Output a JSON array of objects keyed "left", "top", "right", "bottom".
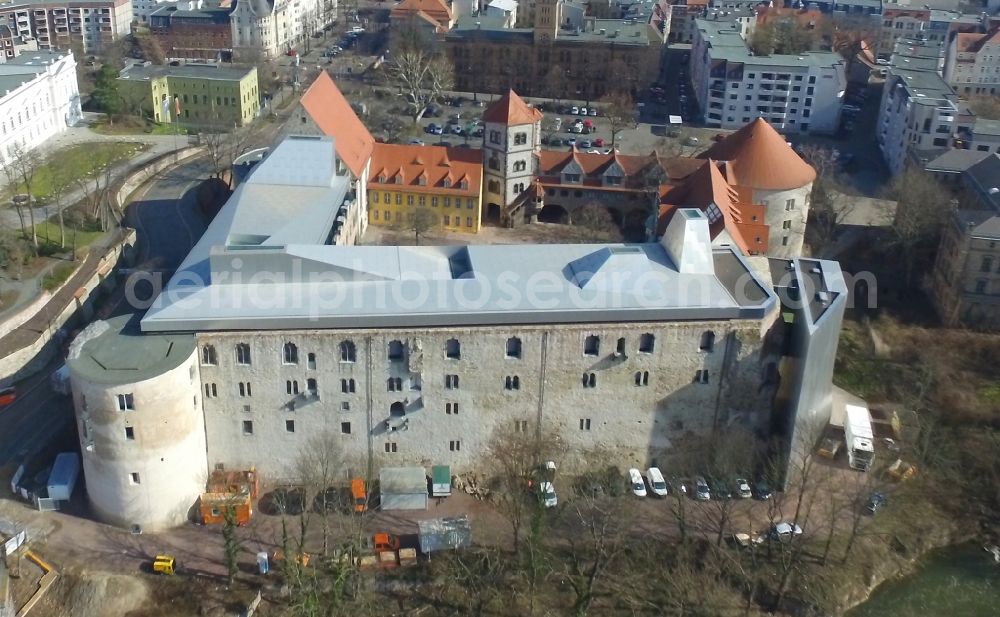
[{"left": 367, "top": 143, "right": 484, "bottom": 233}]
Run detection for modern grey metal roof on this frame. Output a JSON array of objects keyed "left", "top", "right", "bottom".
[
  {"left": 380, "top": 467, "right": 427, "bottom": 494},
  {"left": 449, "top": 15, "right": 652, "bottom": 46},
  {"left": 954, "top": 210, "right": 1000, "bottom": 239},
  {"left": 965, "top": 154, "right": 1000, "bottom": 211},
  {"left": 68, "top": 313, "right": 196, "bottom": 385},
  {"left": 0, "top": 50, "right": 71, "bottom": 94},
  {"left": 924, "top": 148, "right": 991, "bottom": 173},
  {"left": 140, "top": 134, "right": 779, "bottom": 333}
]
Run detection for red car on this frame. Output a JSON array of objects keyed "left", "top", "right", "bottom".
[
  {"left": 593, "top": 138, "right": 605, "bottom": 147},
  {"left": 0, "top": 386, "right": 16, "bottom": 407},
  {"left": 286, "top": 49, "right": 298, "bottom": 57}
]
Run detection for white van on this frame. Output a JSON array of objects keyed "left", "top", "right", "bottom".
[
  {"left": 646, "top": 467, "right": 668, "bottom": 497},
  {"left": 628, "top": 468, "right": 647, "bottom": 497}
]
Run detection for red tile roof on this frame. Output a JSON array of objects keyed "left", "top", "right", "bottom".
[
  {"left": 537, "top": 148, "right": 653, "bottom": 180},
  {"left": 299, "top": 72, "right": 375, "bottom": 178},
  {"left": 369, "top": 143, "right": 483, "bottom": 196},
  {"left": 955, "top": 28, "right": 1000, "bottom": 54},
  {"left": 482, "top": 90, "right": 544, "bottom": 126},
  {"left": 658, "top": 160, "right": 769, "bottom": 254},
  {"left": 391, "top": 0, "right": 452, "bottom": 29},
  {"left": 700, "top": 118, "right": 816, "bottom": 190}
]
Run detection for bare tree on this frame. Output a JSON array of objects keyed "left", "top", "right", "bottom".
[
  {"left": 389, "top": 25, "right": 454, "bottom": 122},
  {"left": 885, "top": 168, "right": 953, "bottom": 285},
  {"left": 800, "top": 145, "right": 857, "bottom": 250},
  {"left": 394, "top": 208, "right": 438, "bottom": 245},
  {"left": 486, "top": 426, "right": 546, "bottom": 555},
  {"left": 47, "top": 164, "right": 75, "bottom": 250},
  {"left": 202, "top": 123, "right": 255, "bottom": 189},
  {"left": 598, "top": 91, "right": 635, "bottom": 147},
  {"left": 8, "top": 143, "right": 40, "bottom": 250},
  {"left": 295, "top": 430, "right": 343, "bottom": 558},
  {"left": 571, "top": 204, "right": 623, "bottom": 242}
]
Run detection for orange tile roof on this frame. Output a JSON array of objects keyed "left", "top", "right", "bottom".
[
  {"left": 391, "top": 0, "right": 452, "bottom": 28},
  {"left": 482, "top": 90, "right": 544, "bottom": 126},
  {"left": 955, "top": 28, "right": 1000, "bottom": 54},
  {"left": 700, "top": 118, "right": 816, "bottom": 190},
  {"left": 537, "top": 148, "right": 653, "bottom": 179},
  {"left": 658, "top": 160, "right": 769, "bottom": 254},
  {"left": 755, "top": 6, "right": 824, "bottom": 29},
  {"left": 369, "top": 143, "right": 483, "bottom": 196},
  {"left": 299, "top": 72, "right": 375, "bottom": 178}
]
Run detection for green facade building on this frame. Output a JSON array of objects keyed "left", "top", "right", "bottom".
[{"left": 118, "top": 62, "right": 259, "bottom": 128}]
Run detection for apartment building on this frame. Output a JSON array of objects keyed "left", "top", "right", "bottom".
[
  {"left": 665, "top": 0, "right": 706, "bottom": 43},
  {"left": 691, "top": 18, "right": 846, "bottom": 134},
  {"left": 149, "top": 0, "right": 235, "bottom": 61},
  {"left": 0, "top": 49, "right": 81, "bottom": 162},
  {"left": 446, "top": 0, "right": 661, "bottom": 100},
  {"left": 367, "top": 144, "right": 484, "bottom": 234},
  {"left": 944, "top": 28, "right": 1000, "bottom": 96},
  {"left": 0, "top": 24, "right": 38, "bottom": 62},
  {"left": 117, "top": 62, "right": 259, "bottom": 127},
  {"left": 930, "top": 154, "right": 1000, "bottom": 328},
  {"left": 66, "top": 124, "right": 848, "bottom": 530},
  {"left": 229, "top": 0, "right": 325, "bottom": 59},
  {"left": 876, "top": 37, "right": 975, "bottom": 175},
  {"left": 878, "top": 5, "right": 982, "bottom": 58},
  {"left": 0, "top": 0, "right": 131, "bottom": 55}
]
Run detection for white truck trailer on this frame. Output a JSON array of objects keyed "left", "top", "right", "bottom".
[{"left": 844, "top": 404, "right": 875, "bottom": 472}]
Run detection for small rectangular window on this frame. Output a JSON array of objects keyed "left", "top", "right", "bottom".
[
  {"left": 286, "top": 419, "right": 295, "bottom": 433},
  {"left": 242, "top": 420, "right": 254, "bottom": 435},
  {"left": 125, "top": 426, "right": 135, "bottom": 440},
  {"left": 129, "top": 472, "right": 141, "bottom": 485},
  {"left": 384, "top": 442, "right": 398, "bottom": 453},
  {"left": 341, "top": 401, "right": 350, "bottom": 411},
  {"left": 449, "top": 440, "right": 461, "bottom": 451},
  {"left": 446, "top": 402, "right": 459, "bottom": 415},
  {"left": 341, "top": 421, "right": 351, "bottom": 434},
  {"left": 515, "top": 420, "right": 528, "bottom": 432},
  {"left": 696, "top": 370, "right": 710, "bottom": 384},
  {"left": 579, "top": 418, "right": 592, "bottom": 430}
]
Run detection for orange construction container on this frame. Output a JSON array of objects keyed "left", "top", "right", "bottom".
[
  {"left": 351, "top": 477, "right": 367, "bottom": 513},
  {"left": 207, "top": 468, "right": 259, "bottom": 499},
  {"left": 199, "top": 492, "right": 253, "bottom": 525}
]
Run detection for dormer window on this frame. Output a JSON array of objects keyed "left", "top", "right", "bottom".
[
  {"left": 565, "top": 173, "right": 581, "bottom": 182},
  {"left": 418, "top": 176, "right": 427, "bottom": 186},
  {"left": 443, "top": 178, "right": 452, "bottom": 188},
  {"left": 378, "top": 174, "right": 386, "bottom": 183},
  {"left": 460, "top": 179, "right": 468, "bottom": 189},
  {"left": 605, "top": 175, "right": 622, "bottom": 185}
]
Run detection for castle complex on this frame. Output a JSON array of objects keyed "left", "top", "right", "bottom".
[{"left": 66, "top": 75, "right": 845, "bottom": 533}]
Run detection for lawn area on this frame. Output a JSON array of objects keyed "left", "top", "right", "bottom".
[
  {"left": 40, "top": 262, "right": 79, "bottom": 292},
  {"left": 32, "top": 220, "right": 104, "bottom": 252},
  {"left": 5, "top": 142, "right": 149, "bottom": 201}
]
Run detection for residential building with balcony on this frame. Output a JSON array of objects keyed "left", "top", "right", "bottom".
[
  {"left": 229, "top": 0, "right": 325, "bottom": 59},
  {"left": 116, "top": 62, "right": 259, "bottom": 127},
  {"left": 0, "top": 24, "right": 38, "bottom": 62},
  {"left": 0, "top": 0, "right": 131, "bottom": 54},
  {"left": 0, "top": 49, "right": 81, "bottom": 162},
  {"left": 691, "top": 18, "right": 846, "bottom": 134}
]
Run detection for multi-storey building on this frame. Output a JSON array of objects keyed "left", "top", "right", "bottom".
[
  {"left": 446, "top": 0, "right": 661, "bottom": 100},
  {"left": 930, "top": 155, "right": 1000, "bottom": 328},
  {"left": 876, "top": 37, "right": 975, "bottom": 175},
  {"left": 0, "top": 23, "right": 38, "bottom": 62},
  {"left": 229, "top": 0, "right": 325, "bottom": 59},
  {"left": 945, "top": 27, "right": 1000, "bottom": 97},
  {"left": 691, "top": 18, "right": 846, "bottom": 134},
  {"left": 878, "top": 5, "right": 982, "bottom": 59},
  {"left": 665, "top": 0, "right": 707, "bottom": 43},
  {"left": 67, "top": 127, "right": 848, "bottom": 530},
  {"left": 389, "top": 0, "right": 453, "bottom": 35},
  {"left": 149, "top": 0, "right": 235, "bottom": 61},
  {"left": 117, "top": 62, "right": 259, "bottom": 127},
  {"left": 367, "top": 144, "right": 484, "bottom": 234},
  {"left": 0, "top": 49, "right": 81, "bottom": 162},
  {"left": 0, "top": 0, "right": 131, "bottom": 55}
]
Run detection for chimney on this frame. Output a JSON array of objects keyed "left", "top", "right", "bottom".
[{"left": 660, "top": 208, "right": 714, "bottom": 275}]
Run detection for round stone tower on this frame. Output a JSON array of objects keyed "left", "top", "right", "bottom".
[{"left": 67, "top": 314, "right": 207, "bottom": 532}]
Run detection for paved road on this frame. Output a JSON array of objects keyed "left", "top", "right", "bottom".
[{"left": 0, "top": 358, "right": 72, "bottom": 468}]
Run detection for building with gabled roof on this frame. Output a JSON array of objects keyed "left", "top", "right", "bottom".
[
  {"left": 944, "top": 27, "right": 1000, "bottom": 96},
  {"left": 367, "top": 143, "right": 484, "bottom": 233},
  {"left": 390, "top": 0, "right": 455, "bottom": 34},
  {"left": 482, "top": 89, "right": 544, "bottom": 126},
  {"left": 285, "top": 71, "right": 377, "bottom": 245}
]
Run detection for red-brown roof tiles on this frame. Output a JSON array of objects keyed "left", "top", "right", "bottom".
[
  {"left": 700, "top": 118, "right": 816, "bottom": 190},
  {"left": 299, "top": 72, "right": 375, "bottom": 178},
  {"left": 369, "top": 143, "right": 483, "bottom": 196},
  {"left": 482, "top": 90, "right": 544, "bottom": 126}
]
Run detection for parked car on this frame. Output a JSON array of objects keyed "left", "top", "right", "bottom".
[
  {"left": 570, "top": 105, "right": 579, "bottom": 115},
  {"left": 628, "top": 468, "right": 647, "bottom": 497},
  {"left": 735, "top": 478, "right": 752, "bottom": 499},
  {"left": 0, "top": 386, "right": 15, "bottom": 407},
  {"left": 579, "top": 139, "right": 592, "bottom": 149},
  {"left": 451, "top": 125, "right": 464, "bottom": 135},
  {"left": 695, "top": 476, "right": 711, "bottom": 501},
  {"left": 842, "top": 105, "right": 862, "bottom": 114},
  {"left": 769, "top": 522, "right": 803, "bottom": 541},
  {"left": 349, "top": 26, "right": 365, "bottom": 34},
  {"left": 539, "top": 481, "right": 558, "bottom": 508},
  {"left": 683, "top": 136, "right": 700, "bottom": 146},
  {"left": 593, "top": 138, "right": 605, "bottom": 147},
  {"left": 286, "top": 49, "right": 298, "bottom": 56},
  {"left": 601, "top": 148, "right": 615, "bottom": 155},
  {"left": 566, "top": 137, "right": 577, "bottom": 147},
  {"left": 589, "top": 107, "right": 598, "bottom": 116},
  {"left": 408, "top": 139, "right": 425, "bottom": 146},
  {"left": 711, "top": 479, "right": 732, "bottom": 500},
  {"left": 579, "top": 107, "right": 588, "bottom": 116},
  {"left": 425, "top": 123, "right": 442, "bottom": 134},
  {"left": 549, "top": 137, "right": 564, "bottom": 147},
  {"left": 865, "top": 492, "right": 886, "bottom": 515},
  {"left": 646, "top": 467, "right": 669, "bottom": 497},
  {"left": 570, "top": 125, "right": 583, "bottom": 134},
  {"left": 754, "top": 480, "right": 772, "bottom": 500}
]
